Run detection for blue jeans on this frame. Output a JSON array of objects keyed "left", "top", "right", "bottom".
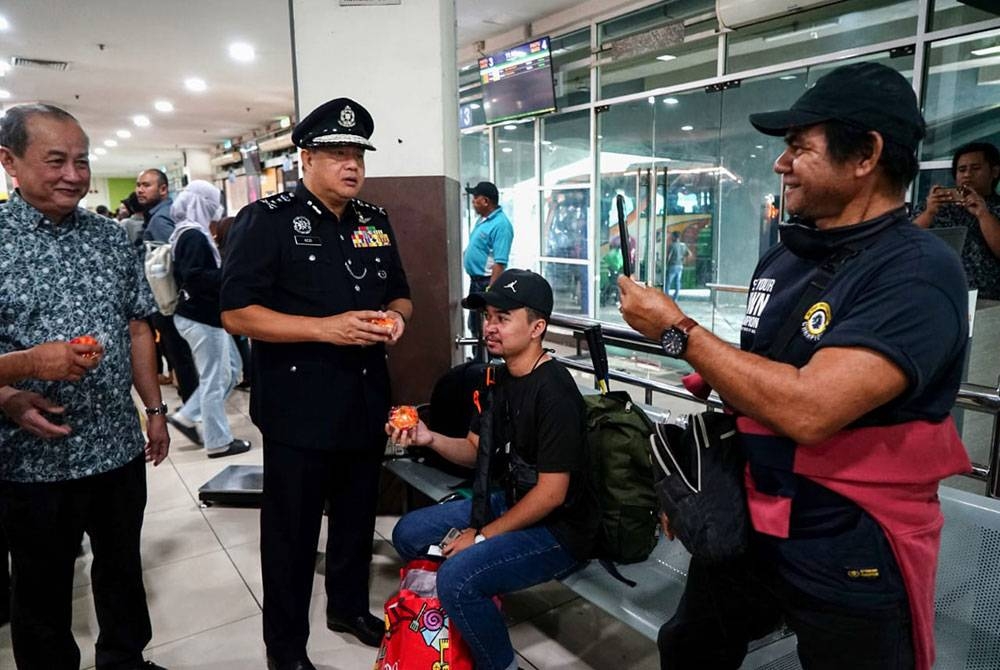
[
  {"left": 173, "top": 315, "right": 242, "bottom": 451},
  {"left": 666, "top": 265, "right": 683, "bottom": 300},
  {"left": 392, "top": 494, "right": 582, "bottom": 670}
]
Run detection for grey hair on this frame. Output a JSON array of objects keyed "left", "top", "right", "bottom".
[{"left": 0, "top": 104, "right": 81, "bottom": 157}]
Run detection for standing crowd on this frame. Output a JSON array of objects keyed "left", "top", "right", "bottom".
[{"left": 0, "top": 59, "right": 991, "bottom": 670}]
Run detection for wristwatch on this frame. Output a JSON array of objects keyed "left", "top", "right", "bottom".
[
  {"left": 145, "top": 402, "right": 168, "bottom": 416},
  {"left": 659, "top": 317, "right": 699, "bottom": 358}
]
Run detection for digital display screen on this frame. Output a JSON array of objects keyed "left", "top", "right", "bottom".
[{"left": 479, "top": 37, "right": 557, "bottom": 125}]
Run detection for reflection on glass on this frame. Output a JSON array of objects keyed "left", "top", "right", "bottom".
[
  {"left": 726, "top": 0, "right": 916, "bottom": 73},
  {"left": 541, "top": 110, "right": 591, "bottom": 187},
  {"left": 541, "top": 260, "right": 588, "bottom": 315},
  {"left": 551, "top": 29, "right": 591, "bottom": 108},
  {"left": 460, "top": 131, "right": 490, "bottom": 230},
  {"left": 931, "top": 0, "right": 1000, "bottom": 31},
  {"left": 542, "top": 189, "right": 590, "bottom": 260},
  {"left": 922, "top": 28, "right": 1000, "bottom": 161}
]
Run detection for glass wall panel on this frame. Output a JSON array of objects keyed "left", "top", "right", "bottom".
[
  {"left": 922, "top": 28, "right": 1000, "bottom": 161},
  {"left": 931, "top": 0, "right": 1000, "bottom": 32},
  {"left": 552, "top": 29, "right": 592, "bottom": 109},
  {"left": 726, "top": 0, "right": 917, "bottom": 73},
  {"left": 541, "top": 187, "right": 591, "bottom": 315},
  {"left": 459, "top": 130, "right": 490, "bottom": 229},
  {"left": 494, "top": 121, "right": 538, "bottom": 269},
  {"left": 541, "top": 110, "right": 591, "bottom": 187}
]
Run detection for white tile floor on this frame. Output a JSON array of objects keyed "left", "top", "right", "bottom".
[{"left": 0, "top": 383, "right": 659, "bottom": 670}]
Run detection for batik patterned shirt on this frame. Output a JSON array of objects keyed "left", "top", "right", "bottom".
[
  {"left": 914, "top": 193, "right": 1000, "bottom": 300},
  {"left": 0, "top": 191, "right": 156, "bottom": 482}
]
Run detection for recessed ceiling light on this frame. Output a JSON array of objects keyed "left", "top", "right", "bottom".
[
  {"left": 104, "top": 139, "right": 118, "bottom": 147},
  {"left": 750, "top": 154, "right": 757, "bottom": 158},
  {"left": 278, "top": 116, "right": 291, "bottom": 129},
  {"left": 132, "top": 114, "right": 151, "bottom": 127},
  {"left": 501, "top": 147, "right": 513, "bottom": 153},
  {"left": 971, "top": 45, "right": 1000, "bottom": 57},
  {"left": 0, "top": 15, "right": 9, "bottom": 31},
  {"left": 185, "top": 77, "right": 207, "bottom": 92},
  {"left": 681, "top": 125, "right": 694, "bottom": 131},
  {"left": 229, "top": 42, "right": 255, "bottom": 62},
  {"left": 663, "top": 97, "right": 679, "bottom": 105},
  {"left": 116, "top": 129, "right": 132, "bottom": 139},
  {"left": 755, "top": 145, "right": 764, "bottom": 149},
  {"left": 0, "top": 89, "right": 9, "bottom": 99},
  {"left": 469, "top": 103, "right": 481, "bottom": 110},
  {"left": 503, "top": 124, "right": 518, "bottom": 130},
  {"left": 154, "top": 100, "right": 174, "bottom": 112},
  {"left": 780, "top": 74, "right": 798, "bottom": 80},
  {"left": 648, "top": 96, "right": 656, "bottom": 104},
  {"left": 94, "top": 147, "right": 107, "bottom": 155},
  {"left": 656, "top": 54, "right": 676, "bottom": 62}
]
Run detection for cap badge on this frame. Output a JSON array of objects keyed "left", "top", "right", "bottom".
[
  {"left": 339, "top": 105, "right": 356, "bottom": 129},
  {"left": 292, "top": 216, "right": 312, "bottom": 234},
  {"left": 504, "top": 280, "right": 518, "bottom": 293}
]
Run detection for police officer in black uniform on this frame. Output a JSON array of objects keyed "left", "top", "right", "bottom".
[{"left": 220, "top": 98, "right": 412, "bottom": 670}]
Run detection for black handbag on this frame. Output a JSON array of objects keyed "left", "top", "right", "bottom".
[{"left": 649, "top": 411, "right": 747, "bottom": 563}]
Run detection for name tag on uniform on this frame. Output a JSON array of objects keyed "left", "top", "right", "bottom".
[
  {"left": 294, "top": 235, "right": 323, "bottom": 246},
  {"left": 351, "top": 226, "right": 391, "bottom": 248}
]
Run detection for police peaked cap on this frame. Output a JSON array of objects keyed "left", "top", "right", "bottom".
[{"left": 292, "top": 97, "right": 376, "bottom": 151}]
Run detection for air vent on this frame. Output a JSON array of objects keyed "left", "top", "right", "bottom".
[{"left": 11, "top": 56, "right": 70, "bottom": 71}]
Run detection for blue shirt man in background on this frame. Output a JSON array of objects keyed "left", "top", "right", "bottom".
[{"left": 463, "top": 181, "right": 514, "bottom": 355}]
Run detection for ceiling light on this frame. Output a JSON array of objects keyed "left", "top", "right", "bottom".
[
  {"left": 103, "top": 139, "right": 118, "bottom": 147},
  {"left": 132, "top": 114, "right": 151, "bottom": 127},
  {"left": 0, "top": 62, "right": 10, "bottom": 75},
  {"left": 755, "top": 145, "right": 764, "bottom": 149},
  {"left": 779, "top": 75, "right": 798, "bottom": 80},
  {"left": 0, "top": 15, "right": 9, "bottom": 31},
  {"left": 184, "top": 77, "right": 207, "bottom": 92},
  {"left": 116, "top": 129, "right": 132, "bottom": 139},
  {"left": 750, "top": 154, "right": 757, "bottom": 158},
  {"left": 88, "top": 153, "right": 98, "bottom": 161},
  {"left": 501, "top": 147, "right": 513, "bottom": 153},
  {"left": 0, "top": 89, "right": 9, "bottom": 99},
  {"left": 229, "top": 42, "right": 255, "bottom": 62},
  {"left": 469, "top": 103, "right": 481, "bottom": 110},
  {"left": 972, "top": 45, "right": 1000, "bottom": 57},
  {"left": 94, "top": 147, "right": 107, "bottom": 155},
  {"left": 154, "top": 100, "right": 174, "bottom": 112},
  {"left": 278, "top": 116, "right": 291, "bottom": 128},
  {"left": 681, "top": 125, "right": 694, "bottom": 131},
  {"left": 648, "top": 96, "right": 656, "bottom": 104},
  {"left": 656, "top": 54, "right": 676, "bottom": 62},
  {"left": 663, "top": 97, "right": 679, "bottom": 105}
]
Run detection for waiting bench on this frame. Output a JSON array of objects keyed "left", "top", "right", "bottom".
[{"left": 385, "top": 445, "right": 1000, "bottom": 669}]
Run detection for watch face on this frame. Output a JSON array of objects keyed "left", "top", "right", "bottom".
[{"left": 660, "top": 328, "right": 687, "bottom": 357}]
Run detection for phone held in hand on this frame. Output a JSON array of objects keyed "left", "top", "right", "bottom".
[
  {"left": 616, "top": 194, "right": 632, "bottom": 278},
  {"left": 441, "top": 527, "right": 462, "bottom": 547}
]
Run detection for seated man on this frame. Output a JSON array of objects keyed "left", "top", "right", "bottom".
[{"left": 389, "top": 269, "right": 598, "bottom": 670}]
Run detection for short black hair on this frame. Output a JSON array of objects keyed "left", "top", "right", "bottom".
[
  {"left": 952, "top": 142, "right": 1000, "bottom": 191},
  {"left": 821, "top": 120, "right": 918, "bottom": 194},
  {"left": 141, "top": 168, "right": 169, "bottom": 189},
  {"left": 0, "top": 103, "right": 81, "bottom": 157},
  {"left": 524, "top": 307, "right": 549, "bottom": 339}
]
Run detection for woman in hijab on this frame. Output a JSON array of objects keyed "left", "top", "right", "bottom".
[{"left": 166, "top": 180, "right": 251, "bottom": 458}]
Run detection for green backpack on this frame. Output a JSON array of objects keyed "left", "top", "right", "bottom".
[{"left": 585, "top": 390, "right": 659, "bottom": 565}]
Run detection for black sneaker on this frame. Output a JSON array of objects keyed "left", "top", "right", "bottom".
[
  {"left": 166, "top": 414, "right": 202, "bottom": 445},
  {"left": 207, "top": 439, "right": 251, "bottom": 459}
]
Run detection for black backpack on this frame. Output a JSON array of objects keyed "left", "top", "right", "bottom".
[{"left": 585, "top": 391, "right": 659, "bottom": 565}]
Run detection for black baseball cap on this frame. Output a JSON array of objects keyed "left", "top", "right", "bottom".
[
  {"left": 465, "top": 181, "right": 499, "bottom": 203},
  {"left": 749, "top": 62, "right": 925, "bottom": 151},
  {"left": 462, "top": 269, "right": 553, "bottom": 318},
  {"left": 293, "top": 97, "right": 376, "bottom": 151}
]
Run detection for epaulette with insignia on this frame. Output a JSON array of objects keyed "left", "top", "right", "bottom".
[
  {"left": 352, "top": 198, "right": 387, "bottom": 217},
  {"left": 257, "top": 192, "right": 296, "bottom": 212}
]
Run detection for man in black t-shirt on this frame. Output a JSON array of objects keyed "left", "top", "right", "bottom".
[
  {"left": 619, "top": 63, "right": 970, "bottom": 670},
  {"left": 389, "top": 269, "right": 597, "bottom": 670}
]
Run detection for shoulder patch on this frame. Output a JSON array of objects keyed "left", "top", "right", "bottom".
[
  {"left": 256, "top": 192, "right": 296, "bottom": 212},
  {"left": 351, "top": 198, "right": 387, "bottom": 217}
]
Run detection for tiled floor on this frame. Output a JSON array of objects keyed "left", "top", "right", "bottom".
[{"left": 0, "top": 382, "right": 659, "bottom": 670}]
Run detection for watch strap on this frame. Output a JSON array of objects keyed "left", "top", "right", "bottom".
[
  {"left": 145, "top": 402, "right": 168, "bottom": 416},
  {"left": 674, "top": 316, "right": 698, "bottom": 335}
]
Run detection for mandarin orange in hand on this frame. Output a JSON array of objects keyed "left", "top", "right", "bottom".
[{"left": 388, "top": 405, "right": 419, "bottom": 431}]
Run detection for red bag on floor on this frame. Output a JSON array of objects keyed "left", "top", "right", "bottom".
[{"left": 373, "top": 559, "right": 475, "bottom": 670}]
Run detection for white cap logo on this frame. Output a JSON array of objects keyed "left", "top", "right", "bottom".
[{"left": 503, "top": 280, "right": 518, "bottom": 293}]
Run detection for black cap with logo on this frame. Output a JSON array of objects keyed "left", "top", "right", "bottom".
[
  {"left": 462, "top": 269, "right": 554, "bottom": 318},
  {"left": 292, "top": 97, "right": 376, "bottom": 151},
  {"left": 749, "top": 62, "right": 925, "bottom": 151},
  {"left": 465, "top": 181, "right": 499, "bottom": 203}
]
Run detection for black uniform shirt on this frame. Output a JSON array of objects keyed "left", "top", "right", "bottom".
[{"left": 220, "top": 183, "right": 410, "bottom": 451}]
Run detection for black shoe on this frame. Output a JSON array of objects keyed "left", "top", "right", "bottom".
[
  {"left": 266, "top": 656, "right": 316, "bottom": 670},
  {"left": 326, "top": 611, "right": 384, "bottom": 647},
  {"left": 166, "top": 414, "right": 201, "bottom": 445},
  {"left": 207, "top": 439, "right": 251, "bottom": 459}
]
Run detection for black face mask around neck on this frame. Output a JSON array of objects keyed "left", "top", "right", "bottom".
[{"left": 777, "top": 207, "right": 907, "bottom": 260}]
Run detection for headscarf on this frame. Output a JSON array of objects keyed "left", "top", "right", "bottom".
[{"left": 168, "top": 180, "right": 224, "bottom": 266}]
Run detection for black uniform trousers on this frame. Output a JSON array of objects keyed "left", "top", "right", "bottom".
[
  {"left": 150, "top": 311, "right": 199, "bottom": 403},
  {"left": 0, "top": 455, "right": 151, "bottom": 670},
  {"left": 658, "top": 545, "right": 913, "bottom": 670},
  {"left": 261, "top": 437, "right": 382, "bottom": 662}
]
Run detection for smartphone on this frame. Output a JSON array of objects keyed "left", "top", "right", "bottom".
[
  {"left": 440, "top": 527, "right": 462, "bottom": 547},
  {"left": 616, "top": 194, "right": 632, "bottom": 278}
]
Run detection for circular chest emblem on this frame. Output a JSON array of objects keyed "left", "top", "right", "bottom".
[
  {"left": 802, "top": 301, "right": 832, "bottom": 340},
  {"left": 292, "top": 216, "right": 312, "bottom": 234}
]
